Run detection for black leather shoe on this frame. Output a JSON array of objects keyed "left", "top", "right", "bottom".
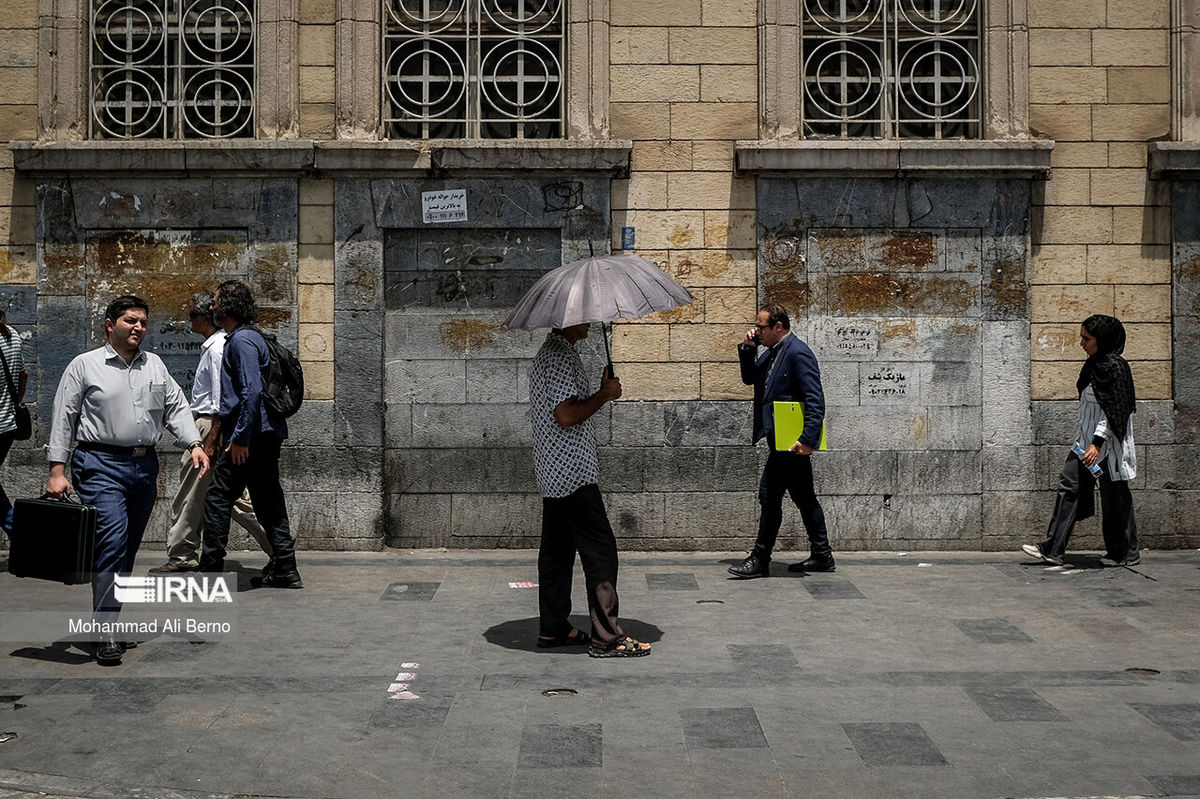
[
  {"left": 787, "top": 555, "right": 836, "bottom": 573},
  {"left": 94, "top": 635, "right": 122, "bottom": 666},
  {"left": 252, "top": 569, "right": 303, "bottom": 589},
  {"left": 261, "top": 557, "right": 276, "bottom": 577},
  {"left": 728, "top": 554, "right": 770, "bottom": 579},
  {"left": 197, "top": 558, "right": 225, "bottom": 573}
]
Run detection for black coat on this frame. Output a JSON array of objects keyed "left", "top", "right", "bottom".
[{"left": 738, "top": 333, "right": 826, "bottom": 448}]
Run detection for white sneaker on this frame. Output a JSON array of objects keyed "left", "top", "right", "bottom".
[{"left": 1021, "top": 543, "right": 1063, "bottom": 566}]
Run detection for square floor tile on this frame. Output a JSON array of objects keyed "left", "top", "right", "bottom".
[
  {"left": 1145, "top": 775, "right": 1200, "bottom": 795},
  {"left": 1078, "top": 587, "right": 1150, "bottom": 607},
  {"left": 963, "top": 686, "right": 1067, "bottom": 722},
  {"left": 728, "top": 644, "right": 798, "bottom": 671},
  {"left": 952, "top": 618, "right": 1033, "bottom": 644},
  {"left": 646, "top": 573, "right": 700, "bottom": 591},
  {"left": 1130, "top": 703, "right": 1200, "bottom": 741},
  {"left": 681, "top": 707, "right": 768, "bottom": 749},
  {"left": 517, "top": 723, "right": 602, "bottom": 768},
  {"left": 842, "top": 722, "right": 947, "bottom": 766},
  {"left": 380, "top": 582, "right": 440, "bottom": 601},
  {"left": 800, "top": 579, "right": 864, "bottom": 600}
]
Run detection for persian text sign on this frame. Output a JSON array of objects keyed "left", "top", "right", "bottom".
[{"left": 422, "top": 189, "right": 468, "bottom": 224}]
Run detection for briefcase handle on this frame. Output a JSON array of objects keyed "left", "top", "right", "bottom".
[{"left": 37, "top": 492, "right": 84, "bottom": 505}]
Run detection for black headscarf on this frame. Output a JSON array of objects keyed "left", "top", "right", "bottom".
[{"left": 1076, "top": 314, "right": 1136, "bottom": 442}]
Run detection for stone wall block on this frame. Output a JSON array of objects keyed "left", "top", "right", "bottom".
[
  {"left": 662, "top": 491, "right": 759, "bottom": 537},
  {"left": 811, "top": 450, "right": 899, "bottom": 495},
  {"left": 334, "top": 491, "right": 384, "bottom": 540},
  {"left": 982, "top": 321, "right": 1033, "bottom": 445},
  {"left": 449, "top": 493, "right": 542, "bottom": 541},
  {"left": 981, "top": 237, "right": 1029, "bottom": 321},
  {"left": 597, "top": 448, "right": 647, "bottom": 492},
  {"left": 663, "top": 400, "right": 751, "bottom": 446},
  {"left": 641, "top": 446, "right": 761, "bottom": 492},
  {"left": 1031, "top": 400, "right": 1078, "bottom": 445},
  {"left": 410, "top": 403, "right": 530, "bottom": 448},
  {"left": 896, "top": 451, "right": 982, "bottom": 495},
  {"left": 384, "top": 314, "right": 542, "bottom": 361},
  {"left": 981, "top": 446, "right": 1038, "bottom": 491},
  {"left": 610, "top": 401, "right": 667, "bottom": 446},
  {"left": 336, "top": 239, "right": 384, "bottom": 311},
  {"left": 388, "top": 493, "right": 452, "bottom": 547},
  {"left": 385, "top": 359, "right": 466, "bottom": 404},
  {"left": 604, "top": 493, "right": 667, "bottom": 540},
  {"left": 333, "top": 309, "right": 383, "bottom": 447},
  {"left": 464, "top": 359, "right": 522, "bottom": 403},
  {"left": 280, "top": 445, "right": 379, "bottom": 494},
  {"left": 386, "top": 447, "right": 534, "bottom": 494}
]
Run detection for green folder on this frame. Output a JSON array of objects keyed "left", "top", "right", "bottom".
[{"left": 772, "top": 401, "right": 828, "bottom": 452}]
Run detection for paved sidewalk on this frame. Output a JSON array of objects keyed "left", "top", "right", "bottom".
[{"left": 0, "top": 548, "right": 1199, "bottom": 799}]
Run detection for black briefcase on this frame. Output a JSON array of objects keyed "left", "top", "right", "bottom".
[{"left": 7, "top": 494, "right": 97, "bottom": 585}]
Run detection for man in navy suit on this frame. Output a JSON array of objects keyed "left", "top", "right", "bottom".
[{"left": 729, "top": 303, "right": 835, "bottom": 578}]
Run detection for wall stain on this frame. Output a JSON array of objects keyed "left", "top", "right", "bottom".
[
  {"left": 984, "top": 258, "right": 1026, "bottom": 315},
  {"left": 668, "top": 225, "right": 695, "bottom": 248},
  {"left": 699, "top": 251, "right": 732, "bottom": 279},
  {"left": 823, "top": 273, "right": 973, "bottom": 315},
  {"left": 883, "top": 319, "right": 917, "bottom": 342},
  {"left": 764, "top": 280, "right": 810, "bottom": 312},
  {"left": 440, "top": 318, "right": 499, "bottom": 352},
  {"left": 816, "top": 230, "right": 865, "bottom": 271},
  {"left": 880, "top": 232, "right": 937, "bottom": 270}
]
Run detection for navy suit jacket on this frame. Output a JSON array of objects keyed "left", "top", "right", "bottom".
[{"left": 738, "top": 332, "right": 825, "bottom": 448}]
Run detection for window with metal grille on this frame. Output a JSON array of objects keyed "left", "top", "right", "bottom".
[
  {"left": 90, "top": 0, "right": 255, "bottom": 139},
  {"left": 802, "top": 0, "right": 981, "bottom": 138},
  {"left": 383, "top": 0, "right": 564, "bottom": 139}
]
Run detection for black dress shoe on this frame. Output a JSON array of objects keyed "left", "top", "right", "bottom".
[
  {"left": 252, "top": 569, "right": 303, "bottom": 589},
  {"left": 261, "top": 557, "right": 276, "bottom": 577},
  {"left": 728, "top": 554, "right": 770, "bottom": 579},
  {"left": 94, "top": 635, "right": 123, "bottom": 666},
  {"left": 787, "top": 555, "right": 836, "bottom": 573}
]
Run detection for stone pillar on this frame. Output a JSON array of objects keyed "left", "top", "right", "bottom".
[{"left": 336, "top": 0, "right": 381, "bottom": 138}]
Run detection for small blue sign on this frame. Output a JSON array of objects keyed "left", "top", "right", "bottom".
[{"left": 621, "top": 226, "right": 635, "bottom": 251}]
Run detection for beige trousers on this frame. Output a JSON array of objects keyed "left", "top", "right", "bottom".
[{"left": 164, "top": 416, "right": 270, "bottom": 566}]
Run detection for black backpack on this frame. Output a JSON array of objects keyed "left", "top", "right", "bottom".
[{"left": 251, "top": 327, "right": 304, "bottom": 419}]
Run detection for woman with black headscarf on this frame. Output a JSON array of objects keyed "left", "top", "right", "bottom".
[{"left": 1022, "top": 315, "right": 1140, "bottom": 567}]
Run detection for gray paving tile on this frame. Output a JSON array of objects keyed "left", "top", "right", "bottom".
[
  {"left": 1130, "top": 703, "right": 1200, "bottom": 741},
  {"left": 1078, "top": 587, "right": 1151, "bottom": 607},
  {"left": 517, "top": 723, "right": 603, "bottom": 768},
  {"left": 89, "top": 693, "right": 161, "bottom": 714},
  {"left": 646, "top": 573, "right": 699, "bottom": 591},
  {"left": 728, "top": 644, "right": 798, "bottom": 671},
  {"left": 1146, "top": 774, "right": 1200, "bottom": 795},
  {"left": 799, "top": 578, "right": 865, "bottom": 600},
  {"left": 962, "top": 686, "right": 1067, "bottom": 721},
  {"left": 681, "top": 707, "right": 768, "bottom": 749},
  {"left": 952, "top": 618, "right": 1033, "bottom": 644},
  {"left": 379, "top": 581, "right": 440, "bottom": 601},
  {"left": 842, "top": 722, "right": 948, "bottom": 766}
]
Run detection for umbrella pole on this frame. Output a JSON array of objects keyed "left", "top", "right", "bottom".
[{"left": 603, "top": 322, "right": 615, "bottom": 379}]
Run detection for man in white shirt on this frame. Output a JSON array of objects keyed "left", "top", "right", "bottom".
[
  {"left": 150, "top": 291, "right": 271, "bottom": 573},
  {"left": 47, "top": 295, "right": 209, "bottom": 665}
]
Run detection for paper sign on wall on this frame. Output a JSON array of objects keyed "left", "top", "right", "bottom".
[{"left": 421, "top": 189, "right": 468, "bottom": 224}]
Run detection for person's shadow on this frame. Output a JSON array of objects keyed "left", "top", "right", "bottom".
[
  {"left": 484, "top": 616, "right": 664, "bottom": 652},
  {"left": 9, "top": 640, "right": 93, "bottom": 664}
]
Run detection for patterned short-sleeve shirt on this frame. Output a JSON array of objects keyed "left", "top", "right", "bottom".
[
  {"left": 529, "top": 331, "right": 599, "bottom": 499},
  {"left": 0, "top": 326, "right": 25, "bottom": 435}
]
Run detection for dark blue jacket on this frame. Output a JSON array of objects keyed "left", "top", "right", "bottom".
[
  {"left": 221, "top": 325, "right": 286, "bottom": 445},
  {"left": 739, "top": 332, "right": 825, "bottom": 448}
]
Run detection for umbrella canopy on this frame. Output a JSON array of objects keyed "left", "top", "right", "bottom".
[{"left": 504, "top": 253, "right": 693, "bottom": 331}]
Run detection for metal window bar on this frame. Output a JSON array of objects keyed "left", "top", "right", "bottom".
[
  {"left": 383, "top": 0, "right": 563, "bottom": 140},
  {"left": 91, "top": 0, "right": 256, "bottom": 139},
  {"left": 801, "top": 0, "right": 979, "bottom": 139}
]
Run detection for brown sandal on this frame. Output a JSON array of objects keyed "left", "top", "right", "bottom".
[{"left": 588, "top": 636, "right": 650, "bottom": 658}]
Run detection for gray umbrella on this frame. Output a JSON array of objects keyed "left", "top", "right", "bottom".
[{"left": 503, "top": 253, "right": 694, "bottom": 375}]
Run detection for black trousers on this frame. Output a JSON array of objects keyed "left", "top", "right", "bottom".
[
  {"left": 754, "top": 449, "right": 831, "bottom": 559},
  {"left": 1038, "top": 453, "right": 1139, "bottom": 561},
  {"left": 538, "top": 483, "right": 623, "bottom": 646},
  {"left": 201, "top": 434, "right": 296, "bottom": 569}
]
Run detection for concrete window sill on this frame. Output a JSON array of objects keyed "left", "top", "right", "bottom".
[
  {"left": 10, "top": 140, "right": 632, "bottom": 177},
  {"left": 733, "top": 140, "right": 1054, "bottom": 178},
  {"left": 1148, "top": 143, "right": 1200, "bottom": 179}
]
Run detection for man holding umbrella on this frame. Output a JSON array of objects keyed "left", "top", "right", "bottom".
[
  {"left": 528, "top": 323, "right": 650, "bottom": 658},
  {"left": 511, "top": 250, "right": 691, "bottom": 657}
]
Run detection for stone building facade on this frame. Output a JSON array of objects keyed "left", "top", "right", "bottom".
[{"left": 1, "top": 0, "right": 1198, "bottom": 552}]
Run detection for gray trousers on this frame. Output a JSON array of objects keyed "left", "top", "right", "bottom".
[
  {"left": 1039, "top": 453, "right": 1139, "bottom": 561},
  {"left": 164, "top": 416, "right": 270, "bottom": 566}
]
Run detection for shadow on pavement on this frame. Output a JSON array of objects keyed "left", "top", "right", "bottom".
[
  {"left": 9, "top": 640, "right": 92, "bottom": 664},
  {"left": 483, "top": 616, "right": 664, "bottom": 652}
]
